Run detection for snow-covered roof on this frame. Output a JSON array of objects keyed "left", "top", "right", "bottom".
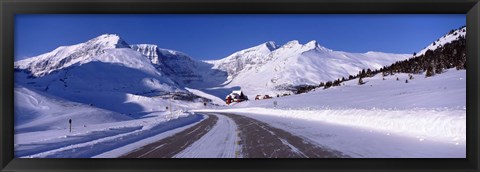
[{"left": 232, "top": 90, "right": 243, "bottom": 94}]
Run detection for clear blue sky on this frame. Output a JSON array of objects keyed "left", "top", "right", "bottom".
[{"left": 15, "top": 14, "right": 465, "bottom": 61}]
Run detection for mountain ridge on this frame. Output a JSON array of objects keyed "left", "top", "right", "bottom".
[{"left": 15, "top": 26, "right": 465, "bottom": 100}]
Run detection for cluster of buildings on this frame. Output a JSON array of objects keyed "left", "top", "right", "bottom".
[{"left": 225, "top": 90, "right": 286, "bottom": 105}]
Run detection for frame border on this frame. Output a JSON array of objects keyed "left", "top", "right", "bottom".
[{"left": 1, "top": 0, "right": 479, "bottom": 171}]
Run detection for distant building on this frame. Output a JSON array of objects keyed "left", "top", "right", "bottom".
[
  {"left": 255, "top": 94, "right": 272, "bottom": 100},
  {"left": 226, "top": 90, "right": 248, "bottom": 104}
]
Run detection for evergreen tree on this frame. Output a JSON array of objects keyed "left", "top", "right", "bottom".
[
  {"left": 426, "top": 65, "right": 435, "bottom": 77},
  {"left": 358, "top": 77, "right": 365, "bottom": 85},
  {"left": 435, "top": 62, "right": 444, "bottom": 74},
  {"left": 319, "top": 82, "right": 325, "bottom": 87},
  {"left": 324, "top": 81, "right": 333, "bottom": 89},
  {"left": 349, "top": 75, "right": 354, "bottom": 80},
  {"left": 366, "top": 68, "right": 372, "bottom": 76}
]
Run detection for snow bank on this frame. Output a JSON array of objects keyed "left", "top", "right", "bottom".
[{"left": 194, "top": 107, "right": 465, "bottom": 145}]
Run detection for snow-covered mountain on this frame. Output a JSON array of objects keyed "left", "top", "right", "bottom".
[
  {"left": 130, "top": 44, "right": 203, "bottom": 85},
  {"left": 15, "top": 34, "right": 180, "bottom": 93},
  {"left": 19, "top": 29, "right": 467, "bottom": 103},
  {"left": 417, "top": 26, "right": 466, "bottom": 56},
  {"left": 14, "top": 34, "right": 190, "bottom": 115},
  {"left": 14, "top": 34, "right": 415, "bottom": 102},
  {"left": 205, "top": 41, "right": 280, "bottom": 81},
  {"left": 15, "top": 34, "right": 131, "bottom": 77},
  {"left": 206, "top": 40, "right": 410, "bottom": 97}
]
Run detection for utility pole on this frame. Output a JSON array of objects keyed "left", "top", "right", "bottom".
[
  {"left": 69, "top": 119, "right": 72, "bottom": 133},
  {"left": 169, "top": 93, "right": 173, "bottom": 117}
]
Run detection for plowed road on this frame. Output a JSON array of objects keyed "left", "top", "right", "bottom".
[{"left": 121, "top": 113, "right": 347, "bottom": 158}]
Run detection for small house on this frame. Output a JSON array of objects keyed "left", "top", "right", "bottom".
[{"left": 226, "top": 90, "right": 248, "bottom": 104}]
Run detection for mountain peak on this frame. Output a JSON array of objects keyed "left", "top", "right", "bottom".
[
  {"left": 278, "top": 40, "right": 332, "bottom": 52},
  {"left": 14, "top": 34, "right": 132, "bottom": 77},
  {"left": 304, "top": 40, "right": 319, "bottom": 48},
  {"left": 304, "top": 40, "right": 332, "bottom": 52},
  {"left": 87, "top": 34, "right": 130, "bottom": 49},
  {"left": 285, "top": 40, "right": 300, "bottom": 45}
]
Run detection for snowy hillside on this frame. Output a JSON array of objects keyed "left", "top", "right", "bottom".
[
  {"left": 14, "top": 85, "right": 132, "bottom": 134},
  {"left": 206, "top": 40, "right": 410, "bottom": 98},
  {"left": 232, "top": 69, "right": 465, "bottom": 110},
  {"left": 417, "top": 26, "right": 466, "bottom": 56},
  {"left": 196, "top": 69, "right": 466, "bottom": 156}
]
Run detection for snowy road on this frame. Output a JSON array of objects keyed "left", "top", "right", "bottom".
[
  {"left": 120, "top": 113, "right": 346, "bottom": 158},
  {"left": 221, "top": 113, "right": 346, "bottom": 158},
  {"left": 120, "top": 115, "right": 218, "bottom": 158},
  {"left": 174, "top": 114, "right": 240, "bottom": 158}
]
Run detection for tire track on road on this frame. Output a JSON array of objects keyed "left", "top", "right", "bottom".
[
  {"left": 218, "top": 113, "right": 347, "bottom": 158},
  {"left": 120, "top": 115, "right": 218, "bottom": 158}
]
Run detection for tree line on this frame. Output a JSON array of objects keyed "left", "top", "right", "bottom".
[{"left": 294, "top": 30, "right": 466, "bottom": 94}]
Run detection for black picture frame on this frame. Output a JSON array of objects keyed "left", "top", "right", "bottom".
[{"left": 1, "top": 0, "right": 479, "bottom": 171}]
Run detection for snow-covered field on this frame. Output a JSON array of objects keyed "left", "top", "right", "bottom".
[
  {"left": 14, "top": 84, "right": 206, "bottom": 158},
  {"left": 193, "top": 69, "right": 466, "bottom": 158}
]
